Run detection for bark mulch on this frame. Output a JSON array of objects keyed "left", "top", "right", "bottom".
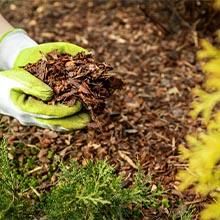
[
  {"left": 0, "top": 0, "right": 209, "bottom": 219},
  {"left": 24, "top": 51, "right": 123, "bottom": 117}
]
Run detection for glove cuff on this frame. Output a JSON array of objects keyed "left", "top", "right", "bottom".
[{"left": 0, "top": 29, "right": 37, "bottom": 70}]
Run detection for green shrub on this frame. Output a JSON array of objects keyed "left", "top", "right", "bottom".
[
  {"left": 0, "top": 139, "right": 163, "bottom": 219},
  {"left": 0, "top": 139, "right": 34, "bottom": 220},
  {"left": 44, "top": 160, "right": 163, "bottom": 220}
]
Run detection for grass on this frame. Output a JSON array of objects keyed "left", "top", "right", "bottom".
[{"left": 171, "top": 204, "right": 195, "bottom": 220}]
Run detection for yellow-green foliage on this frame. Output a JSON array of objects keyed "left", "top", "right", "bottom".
[
  {"left": 214, "top": 0, "right": 220, "bottom": 9},
  {"left": 177, "top": 28, "right": 220, "bottom": 220},
  {"left": 178, "top": 132, "right": 220, "bottom": 195},
  {"left": 190, "top": 40, "right": 220, "bottom": 123}
]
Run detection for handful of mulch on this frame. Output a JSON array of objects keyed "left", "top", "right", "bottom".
[{"left": 24, "top": 51, "right": 123, "bottom": 119}]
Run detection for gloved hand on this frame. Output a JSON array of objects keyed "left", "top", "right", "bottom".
[{"left": 0, "top": 29, "right": 90, "bottom": 131}]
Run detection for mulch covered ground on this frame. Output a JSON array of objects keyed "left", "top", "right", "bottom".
[{"left": 0, "top": 0, "right": 210, "bottom": 219}]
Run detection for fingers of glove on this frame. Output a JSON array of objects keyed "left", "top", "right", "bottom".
[
  {"left": 33, "top": 113, "right": 91, "bottom": 131},
  {"left": 3, "top": 109, "right": 90, "bottom": 131},
  {"left": 14, "top": 42, "right": 88, "bottom": 67},
  {"left": 10, "top": 90, "right": 82, "bottom": 118},
  {"left": 0, "top": 69, "right": 53, "bottom": 101}
]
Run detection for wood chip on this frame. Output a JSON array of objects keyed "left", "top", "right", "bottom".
[
  {"left": 24, "top": 51, "right": 123, "bottom": 119},
  {"left": 118, "top": 151, "right": 138, "bottom": 169}
]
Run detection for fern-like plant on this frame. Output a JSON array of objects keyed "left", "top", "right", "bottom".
[
  {"left": 44, "top": 160, "right": 163, "bottom": 220},
  {"left": 0, "top": 139, "right": 163, "bottom": 219}
]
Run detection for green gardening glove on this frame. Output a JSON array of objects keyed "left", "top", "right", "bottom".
[{"left": 0, "top": 29, "right": 90, "bottom": 131}]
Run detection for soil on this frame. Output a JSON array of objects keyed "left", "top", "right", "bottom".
[
  {"left": 24, "top": 51, "right": 123, "bottom": 117},
  {"left": 0, "top": 0, "right": 212, "bottom": 219}
]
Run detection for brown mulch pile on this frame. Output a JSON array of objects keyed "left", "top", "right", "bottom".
[
  {"left": 0, "top": 0, "right": 210, "bottom": 219},
  {"left": 24, "top": 51, "right": 123, "bottom": 117}
]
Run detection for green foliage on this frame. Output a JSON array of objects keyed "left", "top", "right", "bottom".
[
  {"left": 0, "top": 139, "right": 34, "bottom": 220},
  {"left": 44, "top": 160, "right": 163, "bottom": 220},
  {"left": 0, "top": 139, "right": 163, "bottom": 219},
  {"left": 171, "top": 205, "right": 194, "bottom": 220}
]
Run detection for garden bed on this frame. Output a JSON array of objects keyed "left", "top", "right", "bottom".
[{"left": 0, "top": 0, "right": 208, "bottom": 219}]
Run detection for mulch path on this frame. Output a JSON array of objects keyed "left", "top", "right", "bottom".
[{"left": 0, "top": 0, "right": 209, "bottom": 219}]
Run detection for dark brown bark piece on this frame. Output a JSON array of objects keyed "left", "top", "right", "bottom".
[{"left": 24, "top": 51, "right": 123, "bottom": 118}]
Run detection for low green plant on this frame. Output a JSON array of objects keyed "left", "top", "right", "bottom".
[
  {"left": 171, "top": 205, "right": 194, "bottom": 220},
  {"left": 0, "top": 139, "right": 163, "bottom": 219},
  {"left": 0, "top": 139, "right": 34, "bottom": 220},
  {"left": 44, "top": 160, "right": 163, "bottom": 220}
]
